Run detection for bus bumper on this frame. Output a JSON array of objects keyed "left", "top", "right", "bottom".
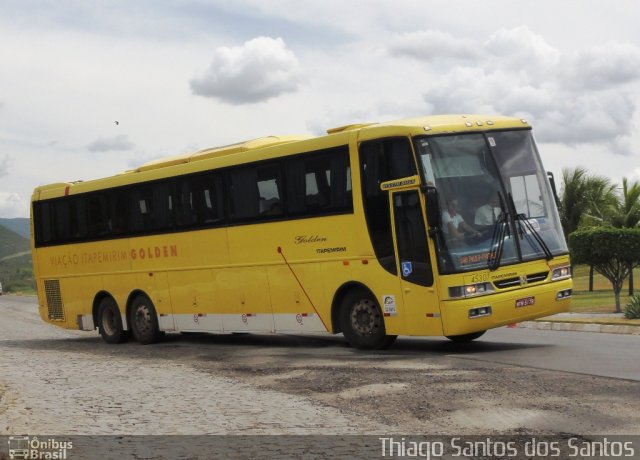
[{"left": 440, "top": 279, "right": 572, "bottom": 337}]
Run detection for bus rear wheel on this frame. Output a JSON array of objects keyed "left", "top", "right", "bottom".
[
  {"left": 340, "top": 289, "right": 397, "bottom": 350},
  {"left": 98, "top": 297, "right": 128, "bottom": 344},
  {"left": 446, "top": 330, "right": 486, "bottom": 343},
  {"left": 130, "top": 295, "right": 163, "bottom": 345}
]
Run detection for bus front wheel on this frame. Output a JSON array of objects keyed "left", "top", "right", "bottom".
[
  {"left": 98, "top": 297, "right": 128, "bottom": 344},
  {"left": 445, "top": 331, "right": 486, "bottom": 343},
  {"left": 130, "top": 295, "right": 163, "bottom": 345},
  {"left": 340, "top": 289, "right": 397, "bottom": 350}
]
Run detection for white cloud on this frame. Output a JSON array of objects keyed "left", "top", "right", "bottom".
[
  {"left": 561, "top": 42, "right": 640, "bottom": 91},
  {"left": 392, "top": 26, "right": 640, "bottom": 154},
  {"left": 87, "top": 135, "right": 135, "bottom": 152},
  {"left": 0, "top": 191, "right": 23, "bottom": 218},
  {"left": 485, "top": 26, "right": 560, "bottom": 79},
  {"left": 190, "top": 36, "right": 302, "bottom": 104},
  {"left": 388, "top": 30, "right": 482, "bottom": 62}
]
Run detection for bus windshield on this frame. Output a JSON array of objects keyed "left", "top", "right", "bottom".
[{"left": 414, "top": 130, "right": 567, "bottom": 274}]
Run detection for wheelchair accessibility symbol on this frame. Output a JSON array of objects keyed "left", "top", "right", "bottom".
[{"left": 401, "top": 261, "right": 413, "bottom": 277}]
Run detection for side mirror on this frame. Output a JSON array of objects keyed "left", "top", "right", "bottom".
[
  {"left": 547, "top": 171, "right": 560, "bottom": 207},
  {"left": 422, "top": 185, "right": 441, "bottom": 230}
]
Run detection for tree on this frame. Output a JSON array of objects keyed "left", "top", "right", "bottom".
[
  {"left": 559, "top": 168, "right": 617, "bottom": 291},
  {"left": 582, "top": 176, "right": 618, "bottom": 225},
  {"left": 559, "top": 167, "right": 589, "bottom": 237},
  {"left": 612, "top": 178, "right": 640, "bottom": 229},
  {"left": 569, "top": 227, "right": 640, "bottom": 313},
  {"left": 610, "top": 177, "right": 640, "bottom": 295},
  {"left": 559, "top": 167, "right": 618, "bottom": 236}
]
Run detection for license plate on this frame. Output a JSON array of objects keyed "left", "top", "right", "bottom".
[{"left": 516, "top": 296, "right": 535, "bottom": 308}]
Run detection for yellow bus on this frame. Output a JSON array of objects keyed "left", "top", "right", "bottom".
[{"left": 31, "top": 115, "right": 572, "bottom": 349}]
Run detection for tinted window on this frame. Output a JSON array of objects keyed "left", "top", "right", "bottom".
[
  {"left": 285, "top": 147, "right": 351, "bottom": 216},
  {"left": 35, "top": 202, "right": 53, "bottom": 245},
  {"left": 33, "top": 144, "right": 353, "bottom": 247},
  {"left": 87, "top": 194, "right": 109, "bottom": 238},
  {"left": 174, "top": 173, "right": 223, "bottom": 227},
  {"left": 130, "top": 182, "right": 173, "bottom": 233},
  {"left": 229, "top": 163, "right": 282, "bottom": 221},
  {"left": 359, "top": 138, "right": 417, "bottom": 275},
  {"left": 393, "top": 191, "right": 433, "bottom": 286},
  {"left": 109, "top": 190, "right": 130, "bottom": 236},
  {"left": 36, "top": 196, "right": 88, "bottom": 244}
]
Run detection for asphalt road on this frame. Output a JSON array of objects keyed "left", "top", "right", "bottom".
[{"left": 399, "top": 327, "right": 640, "bottom": 381}]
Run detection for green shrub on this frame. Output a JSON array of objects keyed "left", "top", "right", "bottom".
[{"left": 624, "top": 294, "right": 640, "bottom": 319}]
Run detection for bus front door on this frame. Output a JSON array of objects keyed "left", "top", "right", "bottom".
[{"left": 390, "top": 188, "right": 444, "bottom": 336}]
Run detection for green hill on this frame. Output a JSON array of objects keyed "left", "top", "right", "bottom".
[
  {"left": 0, "top": 224, "right": 34, "bottom": 293},
  {"left": 0, "top": 217, "right": 30, "bottom": 239},
  {"left": 0, "top": 224, "right": 29, "bottom": 259}
]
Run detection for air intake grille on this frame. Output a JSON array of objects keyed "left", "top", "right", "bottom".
[
  {"left": 494, "top": 277, "right": 521, "bottom": 289},
  {"left": 493, "top": 271, "right": 550, "bottom": 289},
  {"left": 527, "top": 271, "right": 549, "bottom": 283},
  {"left": 44, "top": 279, "right": 65, "bottom": 321}
]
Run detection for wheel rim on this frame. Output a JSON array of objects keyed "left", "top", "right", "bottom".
[
  {"left": 350, "top": 298, "right": 381, "bottom": 336},
  {"left": 102, "top": 307, "right": 118, "bottom": 336},
  {"left": 134, "top": 303, "right": 152, "bottom": 335}
]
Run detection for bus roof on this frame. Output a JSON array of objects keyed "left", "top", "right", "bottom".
[
  {"left": 32, "top": 114, "right": 529, "bottom": 200},
  {"left": 134, "top": 135, "right": 313, "bottom": 173},
  {"left": 370, "top": 114, "right": 529, "bottom": 133}
]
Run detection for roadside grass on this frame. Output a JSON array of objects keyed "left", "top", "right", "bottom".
[{"left": 571, "top": 264, "right": 638, "bottom": 314}]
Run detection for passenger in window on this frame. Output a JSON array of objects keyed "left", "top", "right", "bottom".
[
  {"left": 474, "top": 193, "right": 501, "bottom": 226},
  {"left": 442, "top": 199, "right": 480, "bottom": 243},
  {"left": 264, "top": 201, "right": 282, "bottom": 216}
]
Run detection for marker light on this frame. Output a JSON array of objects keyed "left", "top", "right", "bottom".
[{"left": 551, "top": 265, "right": 572, "bottom": 281}]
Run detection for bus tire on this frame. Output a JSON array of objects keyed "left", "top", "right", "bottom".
[
  {"left": 340, "top": 288, "right": 397, "bottom": 350},
  {"left": 130, "top": 295, "right": 162, "bottom": 345},
  {"left": 98, "top": 297, "right": 128, "bottom": 344},
  {"left": 446, "top": 330, "right": 486, "bottom": 343}
]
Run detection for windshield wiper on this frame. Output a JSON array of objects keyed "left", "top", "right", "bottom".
[
  {"left": 487, "top": 192, "right": 509, "bottom": 271},
  {"left": 507, "top": 193, "right": 553, "bottom": 260}
]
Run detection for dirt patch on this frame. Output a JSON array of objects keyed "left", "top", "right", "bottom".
[{"left": 201, "top": 354, "right": 640, "bottom": 435}]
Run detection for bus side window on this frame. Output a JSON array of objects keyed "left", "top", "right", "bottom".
[
  {"left": 151, "top": 182, "right": 173, "bottom": 231},
  {"left": 257, "top": 165, "right": 282, "bottom": 217},
  {"left": 52, "top": 200, "right": 71, "bottom": 243},
  {"left": 229, "top": 164, "right": 281, "bottom": 221},
  {"left": 110, "top": 190, "right": 129, "bottom": 235},
  {"left": 393, "top": 191, "right": 433, "bottom": 286},
  {"left": 192, "top": 173, "right": 223, "bottom": 225},
  {"left": 359, "top": 137, "right": 417, "bottom": 276},
  {"left": 35, "top": 202, "right": 53, "bottom": 245},
  {"left": 86, "top": 194, "right": 109, "bottom": 237},
  {"left": 129, "top": 188, "right": 146, "bottom": 234},
  {"left": 228, "top": 167, "right": 260, "bottom": 220},
  {"left": 175, "top": 178, "right": 197, "bottom": 227},
  {"left": 284, "top": 146, "right": 351, "bottom": 216}
]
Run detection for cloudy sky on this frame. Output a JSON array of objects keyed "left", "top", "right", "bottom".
[{"left": 1, "top": 0, "right": 640, "bottom": 218}]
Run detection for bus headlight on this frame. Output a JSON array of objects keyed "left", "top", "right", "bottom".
[
  {"left": 551, "top": 265, "right": 571, "bottom": 281},
  {"left": 449, "top": 282, "right": 495, "bottom": 299}
]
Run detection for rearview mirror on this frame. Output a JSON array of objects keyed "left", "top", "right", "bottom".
[{"left": 547, "top": 171, "right": 560, "bottom": 207}]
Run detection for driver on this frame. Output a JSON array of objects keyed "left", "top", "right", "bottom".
[
  {"left": 474, "top": 193, "right": 501, "bottom": 225},
  {"left": 442, "top": 199, "right": 481, "bottom": 242}
]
